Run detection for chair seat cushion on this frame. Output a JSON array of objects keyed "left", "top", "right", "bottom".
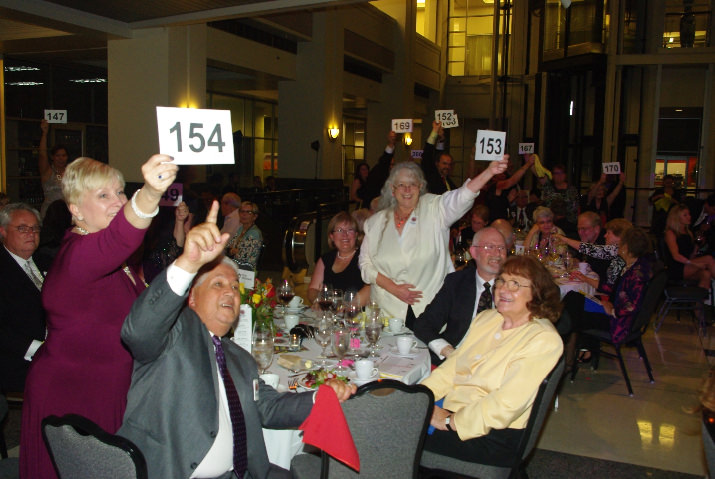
[
  {"left": 664, "top": 286, "right": 708, "bottom": 300},
  {"left": 290, "top": 452, "right": 322, "bottom": 479}
]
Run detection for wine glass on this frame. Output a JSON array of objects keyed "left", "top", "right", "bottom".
[
  {"left": 252, "top": 327, "right": 274, "bottom": 374},
  {"left": 314, "top": 312, "right": 333, "bottom": 368},
  {"left": 343, "top": 298, "right": 361, "bottom": 358},
  {"left": 330, "top": 289, "right": 343, "bottom": 316},
  {"left": 277, "top": 280, "right": 294, "bottom": 318},
  {"left": 364, "top": 310, "right": 383, "bottom": 359},
  {"left": 331, "top": 324, "right": 351, "bottom": 373},
  {"left": 318, "top": 284, "right": 333, "bottom": 311}
]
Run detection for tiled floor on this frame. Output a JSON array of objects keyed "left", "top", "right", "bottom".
[{"left": 538, "top": 312, "right": 711, "bottom": 476}]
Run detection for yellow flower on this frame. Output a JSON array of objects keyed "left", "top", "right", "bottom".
[
  {"left": 239, "top": 283, "right": 245, "bottom": 294},
  {"left": 252, "top": 293, "right": 262, "bottom": 305}
]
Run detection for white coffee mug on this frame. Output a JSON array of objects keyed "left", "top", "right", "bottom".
[
  {"left": 388, "top": 317, "right": 404, "bottom": 333},
  {"left": 260, "top": 373, "right": 280, "bottom": 389},
  {"left": 355, "top": 359, "right": 378, "bottom": 380},
  {"left": 284, "top": 314, "right": 300, "bottom": 331},
  {"left": 396, "top": 336, "right": 417, "bottom": 355},
  {"left": 288, "top": 296, "right": 304, "bottom": 308}
]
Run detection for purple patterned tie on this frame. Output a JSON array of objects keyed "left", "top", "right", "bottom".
[{"left": 212, "top": 335, "right": 248, "bottom": 478}]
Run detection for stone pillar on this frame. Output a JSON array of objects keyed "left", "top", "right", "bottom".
[
  {"left": 278, "top": 10, "right": 343, "bottom": 179},
  {"left": 107, "top": 25, "right": 207, "bottom": 183}
]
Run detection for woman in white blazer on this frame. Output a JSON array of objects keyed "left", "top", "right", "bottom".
[{"left": 359, "top": 157, "right": 508, "bottom": 327}]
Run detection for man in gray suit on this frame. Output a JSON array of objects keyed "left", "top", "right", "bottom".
[{"left": 118, "top": 202, "right": 354, "bottom": 479}]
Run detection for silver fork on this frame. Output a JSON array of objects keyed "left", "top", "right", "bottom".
[{"left": 288, "top": 378, "right": 299, "bottom": 391}]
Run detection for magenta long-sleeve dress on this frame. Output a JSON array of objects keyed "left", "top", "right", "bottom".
[{"left": 20, "top": 210, "right": 146, "bottom": 479}]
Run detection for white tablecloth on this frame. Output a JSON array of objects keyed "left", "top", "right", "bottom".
[
  {"left": 555, "top": 276, "right": 596, "bottom": 298},
  {"left": 261, "top": 320, "right": 430, "bottom": 469}
]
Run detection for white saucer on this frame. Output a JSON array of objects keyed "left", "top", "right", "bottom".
[
  {"left": 285, "top": 307, "right": 306, "bottom": 314},
  {"left": 383, "top": 327, "right": 411, "bottom": 336},
  {"left": 389, "top": 346, "right": 418, "bottom": 357},
  {"left": 350, "top": 370, "right": 379, "bottom": 386}
]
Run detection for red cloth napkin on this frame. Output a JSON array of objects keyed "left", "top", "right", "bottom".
[{"left": 299, "top": 385, "right": 360, "bottom": 471}]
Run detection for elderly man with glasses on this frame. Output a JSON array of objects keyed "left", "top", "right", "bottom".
[
  {"left": 0, "top": 203, "right": 48, "bottom": 392},
  {"left": 413, "top": 227, "right": 507, "bottom": 366}
]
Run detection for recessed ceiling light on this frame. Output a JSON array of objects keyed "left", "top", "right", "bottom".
[
  {"left": 70, "top": 78, "right": 107, "bottom": 83},
  {"left": 4, "top": 66, "right": 40, "bottom": 72},
  {"left": 6, "top": 81, "right": 44, "bottom": 86}
]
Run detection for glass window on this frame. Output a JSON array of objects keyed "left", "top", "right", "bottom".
[
  {"left": 446, "top": 0, "right": 510, "bottom": 77},
  {"left": 662, "top": 0, "right": 712, "bottom": 48},
  {"left": 206, "top": 92, "right": 278, "bottom": 186}
]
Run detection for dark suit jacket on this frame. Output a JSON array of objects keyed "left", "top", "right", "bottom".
[
  {"left": 361, "top": 149, "right": 395, "bottom": 208},
  {"left": 118, "top": 270, "right": 314, "bottom": 479},
  {"left": 422, "top": 141, "right": 456, "bottom": 195},
  {"left": 412, "top": 265, "right": 477, "bottom": 365},
  {"left": 0, "top": 246, "right": 47, "bottom": 392}
]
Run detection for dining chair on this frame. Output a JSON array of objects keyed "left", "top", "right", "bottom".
[
  {"left": 703, "top": 420, "right": 715, "bottom": 478},
  {"left": 577, "top": 267, "right": 668, "bottom": 396},
  {"left": 419, "top": 356, "right": 564, "bottom": 479},
  {"left": 42, "top": 414, "right": 147, "bottom": 479},
  {"left": 654, "top": 238, "right": 711, "bottom": 335},
  {"left": 290, "top": 379, "right": 434, "bottom": 479}
]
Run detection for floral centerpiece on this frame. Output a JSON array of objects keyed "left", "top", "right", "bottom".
[{"left": 239, "top": 278, "right": 277, "bottom": 333}]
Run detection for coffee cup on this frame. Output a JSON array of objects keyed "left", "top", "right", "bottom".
[
  {"left": 578, "top": 262, "right": 589, "bottom": 274},
  {"left": 355, "top": 359, "right": 378, "bottom": 380},
  {"left": 288, "top": 296, "right": 304, "bottom": 308},
  {"left": 284, "top": 314, "right": 300, "bottom": 331},
  {"left": 396, "top": 336, "right": 417, "bottom": 355},
  {"left": 260, "top": 373, "right": 280, "bottom": 389},
  {"left": 388, "top": 317, "right": 404, "bottom": 333}
]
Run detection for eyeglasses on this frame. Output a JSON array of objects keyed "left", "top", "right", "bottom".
[
  {"left": 12, "top": 225, "right": 41, "bottom": 234},
  {"left": 473, "top": 244, "right": 506, "bottom": 253},
  {"left": 494, "top": 277, "right": 532, "bottom": 292},
  {"left": 333, "top": 228, "right": 356, "bottom": 235},
  {"left": 393, "top": 182, "right": 418, "bottom": 191},
  {"left": 537, "top": 220, "right": 553, "bottom": 225},
  {"left": 239, "top": 209, "right": 256, "bottom": 214}
]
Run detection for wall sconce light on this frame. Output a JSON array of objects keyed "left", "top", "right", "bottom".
[
  {"left": 327, "top": 126, "right": 340, "bottom": 141},
  {"left": 403, "top": 134, "right": 413, "bottom": 146}
]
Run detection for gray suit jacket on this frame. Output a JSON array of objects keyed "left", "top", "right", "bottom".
[{"left": 117, "top": 270, "right": 314, "bottom": 479}]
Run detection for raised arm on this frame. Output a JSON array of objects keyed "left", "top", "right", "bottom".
[
  {"left": 38, "top": 119, "right": 52, "bottom": 182},
  {"left": 606, "top": 172, "right": 626, "bottom": 207},
  {"left": 495, "top": 154, "right": 534, "bottom": 190},
  {"left": 123, "top": 154, "right": 178, "bottom": 230},
  {"left": 465, "top": 156, "right": 509, "bottom": 194},
  {"left": 173, "top": 201, "right": 189, "bottom": 247}
]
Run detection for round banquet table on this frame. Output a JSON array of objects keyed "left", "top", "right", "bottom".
[{"left": 235, "top": 311, "right": 431, "bottom": 469}]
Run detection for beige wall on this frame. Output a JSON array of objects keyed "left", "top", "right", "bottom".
[{"left": 108, "top": 25, "right": 207, "bottom": 183}]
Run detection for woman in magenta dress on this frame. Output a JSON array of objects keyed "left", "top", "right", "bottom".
[{"left": 20, "top": 154, "right": 178, "bottom": 479}]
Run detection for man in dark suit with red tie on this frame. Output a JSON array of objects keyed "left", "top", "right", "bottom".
[
  {"left": 413, "top": 227, "right": 507, "bottom": 365},
  {"left": 0, "top": 203, "right": 47, "bottom": 393}
]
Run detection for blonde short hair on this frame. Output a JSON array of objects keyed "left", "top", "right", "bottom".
[{"left": 62, "top": 157, "right": 125, "bottom": 206}]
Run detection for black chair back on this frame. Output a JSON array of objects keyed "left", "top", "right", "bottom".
[
  {"left": 292, "top": 380, "right": 434, "bottom": 479},
  {"left": 628, "top": 267, "right": 667, "bottom": 339},
  {"left": 42, "top": 414, "right": 147, "bottom": 479}
]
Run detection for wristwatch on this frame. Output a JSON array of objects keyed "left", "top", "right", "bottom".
[{"left": 445, "top": 415, "right": 454, "bottom": 431}]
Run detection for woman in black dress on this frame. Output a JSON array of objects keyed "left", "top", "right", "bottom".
[
  {"left": 664, "top": 204, "right": 715, "bottom": 289},
  {"left": 308, "top": 211, "right": 370, "bottom": 305}
]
